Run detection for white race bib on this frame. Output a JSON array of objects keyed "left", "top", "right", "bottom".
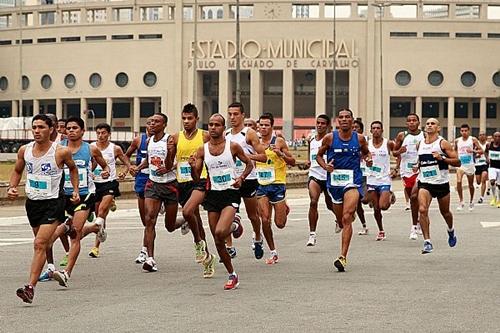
[
  {"left": 257, "top": 167, "right": 276, "bottom": 185},
  {"left": 65, "top": 168, "right": 88, "bottom": 189},
  {"left": 235, "top": 158, "right": 245, "bottom": 175},
  {"left": 420, "top": 165, "right": 440, "bottom": 181},
  {"left": 26, "top": 174, "right": 51, "bottom": 196},
  {"left": 459, "top": 154, "right": 473, "bottom": 165},
  {"left": 330, "top": 169, "right": 354, "bottom": 187},
  {"left": 210, "top": 168, "right": 234, "bottom": 191},
  {"left": 490, "top": 151, "right": 500, "bottom": 161},
  {"left": 177, "top": 161, "right": 193, "bottom": 182},
  {"left": 368, "top": 165, "right": 384, "bottom": 178}
]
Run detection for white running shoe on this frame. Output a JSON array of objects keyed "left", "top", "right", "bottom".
[
  {"left": 335, "top": 221, "right": 343, "bottom": 234},
  {"left": 142, "top": 257, "right": 158, "bottom": 272},
  {"left": 468, "top": 202, "right": 474, "bottom": 211},
  {"left": 416, "top": 224, "right": 423, "bottom": 235},
  {"left": 53, "top": 270, "right": 69, "bottom": 287},
  {"left": 135, "top": 251, "right": 147, "bottom": 264},
  {"left": 97, "top": 225, "right": 107, "bottom": 243},
  {"left": 159, "top": 203, "right": 165, "bottom": 215},
  {"left": 404, "top": 205, "right": 410, "bottom": 211},
  {"left": 180, "top": 221, "right": 190, "bottom": 235},
  {"left": 409, "top": 229, "right": 418, "bottom": 240},
  {"left": 306, "top": 233, "right": 317, "bottom": 246},
  {"left": 358, "top": 227, "right": 368, "bottom": 235},
  {"left": 457, "top": 203, "right": 464, "bottom": 211}
]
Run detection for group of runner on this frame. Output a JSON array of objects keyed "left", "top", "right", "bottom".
[{"left": 9, "top": 104, "right": 500, "bottom": 303}]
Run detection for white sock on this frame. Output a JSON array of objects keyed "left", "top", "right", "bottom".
[
  {"left": 229, "top": 271, "right": 236, "bottom": 276},
  {"left": 141, "top": 246, "right": 147, "bottom": 253},
  {"left": 310, "top": 231, "right": 316, "bottom": 236},
  {"left": 47, "top": 263, "right": 55, "bottom": 272},
  {"left": 424, "top": 239, "right": 431, "bottom": 243},
  {"left": 270, "top": 249, "right": 278, "bottom": 256},
  {"left": 448, "top": 227, "right": 454, "bottom": 232},
  {"left": 95, "top": 217, "right": 105, "bottom": 226},
  {"left": 412, "top": 225, "right": 417, "bottom": 231}
]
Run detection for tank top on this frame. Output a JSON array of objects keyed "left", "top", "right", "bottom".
[
  {"left": 360, "top": 135, "right": 369, "bottom": 177},
  {"left": 24, "top": 141, "right": 63, "bottom": 200},
  {"left": 91, "top": 142, "right": 116, "bottom": 183},
  {"left": 226, "top": 127, "right": 257, "bottom": 180},
  {"left": 308, "top": 136, "right": 327, "bottom": 181},
  {"left": 367, "top": 138, "right": 391, "bottom": 186},
  {"left": 456, "top": 136, "right": 475, "bottom": 167},
  {"left": 326, "top": 131, "right": 362, "bottom": 189},
  {"left": 489, "top": 144, "right": 500, "bottom": 169},
  {"left": 176, "top": 129, "right": 207, "bottom": 182},
  {"left": 148, "top": 133, "right": 176, "bottom": 183},
  {"left": 136, "top": 133, "right": 150, "bottom": 175},
  {"left": 417, "top": 137, "right": 449, "bottom": 185},
  {"left": 204, "top": 140, "right": 237, "bottom": 191},
  {"left": 475, "top": 141, "right": 488, "bottom": 166},
  {"left": 256, "top": 136, "right": 287, "bottom": 185},
  {"left": 400, "top": 130, "right": 425, "bottom": 177},
  {"left": 61, "top": 140, "right": 95, "bottom": 196}
]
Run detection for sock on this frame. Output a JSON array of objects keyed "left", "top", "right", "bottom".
[
  {"left": 270, "top": 249, "right": 277, "bottom": 256},
  {"left": 412, "top": 225, "right": 417, "bottom": 231},
  {"left": 424, "top": 239, "right": 431, "bottom": 243},
  {"left": 47, "top": 263, "right": 55, "bottom": 272},
  {"left": 95, "top": 217, "right": 105, "bottom": 226},
  {"left": 229, "top": 271, "right": 236, "bottom": 277},
  {"left": 141, "top": 246, "right": 147, "bottom": 253},
  {"left": 309, "top": 231, "right": 316, "bottom": 236},
  {"left": 447, "top": 227, "right": 454, "bottom": 233}
]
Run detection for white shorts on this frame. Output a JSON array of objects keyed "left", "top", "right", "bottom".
[
  {"left": 488, "top": 167, "right": 500, "bottom": 182},
  {"left": 458, "top": 165, "right": 475, "bottom": 176}
]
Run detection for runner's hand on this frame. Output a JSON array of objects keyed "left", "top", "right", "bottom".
[
  {"left": 155, "top": 166, "right": 168, "bottom": 175},
  {"left": 398, "top": 146, "right": 407, "bottom": 154},
  {"left": 167, "top": 137, "right": 175, "bottom": 152},
  {"left": 101, "top": 170, "right": 110, "bottom": 179},
  {"left": 304, "top": 160, "right": 311, "bottom": 169},
  {"left": 70, "top": 191, "right": 80, "bottom": 204},
  {"left": 325, "top": 161, "right": 334, "bottom": 173},
  {"left": 431, "top": 151, "right": 443, "bottom": 160},
  {"left": 365, "top": 157, "right": 373, "bottom": 167},
  {"left": 129, "top": 165, "right": 138, "bottom": 176},
  {"left": 188, "top": 155, "right": 196, "bottom": 168},
  {"left": 232, "top": 177, "right": 243, "bottom": 188},
  {"left": 118, "top": 172, "right": 126, "bottom": 180},
  {"left": 7, "top": 186, "right": 18, "bottom": 200}
]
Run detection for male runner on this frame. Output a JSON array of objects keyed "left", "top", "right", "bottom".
[
  {"left": 256, "top": 113, "right": 295, "bottom": 264},
  {"left": 88, "top": 123, "right": 131, "bottom": 258},
  {"left": 9, "top": 114, "right": 79, "bottom": 303},
  {"left": 474, "top": 131, "right": 489, "bottom": 204},
  {"left": 393, "top": 113, "right": 425, "bottom": 240},
  {"left": 366, "top": 121, "right": 395, "bottom": 241},
  {"left": 454, "top": 124, "right": 482, "bottom": 211},
  {"left": 190, "top": 113, "right": 251, "bottom": 290},
  {"left": 316, "top": 108, "right": 372, "bottom": 271},
  {"left": 416, "top": 118, "right": 460, "bottom": 254},
  {"left": 352, "top": 119, "right": 369, "bottom": 235},
  {"left": 305, "top": 114, "right": 333, "bottom": 246},
  {"left": 55, "top": 118, "right": 67, "bottom": 143},
  {"left": 244, "top": 118, "right": 258, "bottom": 131},
  {"left": 485, "top": 132, "right": 500, "bottom": 207}
]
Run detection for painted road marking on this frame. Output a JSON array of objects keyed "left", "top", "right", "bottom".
[{"left": 480, "top": 222, "right": 500, "bottom": 228}]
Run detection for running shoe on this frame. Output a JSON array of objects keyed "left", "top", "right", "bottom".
[
  {"left": 253, "top": 239, "right": 264, "bottom": 259},
  {"left": 159, "top": 203, "right": 165, "bottom": 215},
  {"left": 477, "top": 197, "right": 484, "bottom": 204},
  {"left": 457, "top": 203, "right": 464, "bottom": 211},
  {"left": 265, "top": 253, "right": 279, "bottom": 265},
  {"left": 227, "top": 247, "right": 237, "bottom": 259},
  {"left": 87, "top": 212, "right": 95, "bottom": 223},
  {"left": 59, "top": 254, "right": 68, "bottom": 267},
  {"left": 421, "top": 241, "right": 433, "bottom": 254},
  {"left": 16, "top": 285, "right": 34, "bottom": 304},
  {"left": 447, "top": 229, "right": 457, "bottom": 247},
  {"left": 404, "top": 205, "right": 411, "bottom": 211},
  {"left": 333, "top": 256, "right": 347, "bottom": 272},
  {"left": 497, "top": 201, "right": 500, "bottom": 209},
  {"left": 142, "top": 257, "right": 158, "bottom": 272},
  {"left": 135, "top": 251, "right": 147, "bottom": 264},
  {"left": 180, "top": 221, "right": 190, "bottom": 235},
  {"left": 96, "top": 224, "right": 107, "bottom": 243},
  {"left": 203, "top": 254, "right": 216, "bottom": 278},
  {"left": 53, "top": 270, "right": 69, "bottom": 287},
  {"left": 231, "top": 214, "right": 244, "bottom": 239},
  {"left": 335, "top": 221, "right": 343, "bottom": 234},
  {"left": 194, "top": 240, "right": 208, "bottom": 263},
  {"left": 110, "top": 199, "right": 117, "bottom": 212},
  {"left": 88, "top": 247, "right": 99, "bottom": 258},
  {"left": 416, "top": 224, "right": 423, "bottom": 235},
  {"left": 38, "top": 269, "right": 53, "bottom": 282},
  {"left": 390, "top": 191, "right": 396, "bottom": 205},
  {"left": 358, "top": 227, "right": 368, "bottom": 235},
  {"left": 224, "top": 273, "right": 239, "bottom": 290},
  {"left": 376, "top": 231, "right": 386, "bottom": 241},
  {"left": 306, "top": 233, "right": 317, "bottom": 246},
  {"left": 490, "top": 198, "right": 497, "bottom": 207},
  {"left": 409, "top": 229, "right": 418, "bottom": 240},
  {"left": 468, "top": 202, "right": 474, "bottom": 211}
]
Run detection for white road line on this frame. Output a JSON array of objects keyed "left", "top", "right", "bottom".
[{"left": 480, "top": 222, "right": 500, "bottom": 228}]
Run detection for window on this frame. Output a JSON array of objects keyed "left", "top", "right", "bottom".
[
  {"left": 455, "top": 102, "right": 468, "bottom": 118},
  {"left": 113, "top": 103, "right": 131, "bottom": 118},
  {"left": 0, "top": 40, "right": 12, "bottom": 45},
  {"left": 22, "top": 76, "right": 29, "bottom": 90},
  {"left": 89, "top": 73, "right": 102, "bottom": 88},
  {"left": 390, "top": 32, "right": 417, "bottom": 37},
  {"left": 87, "top": 9, "right": 107, "bottom": 23},
  {"left": 112, "top": 35, "right": 133, "bottom": 40},
  {"left": 201, "top": 6, "right": 224, "bottom": 20},
  {"left": 0, "top": 14, "right": 12, "bottom": 28},
  {"left": 461, "top": 71, "right": 476, "bottom": 87},
  {"left": 390, "top": 102, "right": 411, "bottom": 117},
  {"left": 493, "top": 71, "right": 500, "bottom": 87},
  {"left": 292, "top": 4, "right": 319, "bottom": 18},
  {"left": 41, "top": 74, "right": 52, "bottom": 90},
  {"left": 141, "top": 7, "right": 163, "bottom": 21},
  {"left": 456, "top": 32, "right": 481, "bottom": 38},
  {"left": 62, "top": 10, "right": 80, "bottom": 24},
  {"left": 487, "top": 5, "right": 500, "bottom": 19},
  {"left": 0, "top": 76, "right": 8, "bottom": 91},
  {"left": 139, "top": 34, "right": 162, "bottom": 39},
  {"left": 40, "top": 11, "right": 56, "bottom": 25},
  {"left": 86, "top": 35, "right": 107, "bottom": 41},
  {"left": 472, "top": 103, "right": 480, "bottom": 118},
  {"left": 21, "top": 13, "right": 34, "bottom": 26},
  {"left": 428, "top": 71, "right": 444, "bottom": 86},
  {"left": 395, "top": 70, "right": 411, "bottom": 86},
  {"left": 64, "top": 74, "right": 76, "bottom": 89},
  {"left": 37, "top": 37, "right": 56, "bottom": 43},
  {"left": 167, "top": 6, "right": 175, "bottom": 20},
  {"left": 230, "top": 5, "right": 254, "bottom": 19},
  {"left": 183, "top": 6, "right": 193, "bottom": 20},
  {"left": 423, "top": 102, "right": 439, "bottom": 117},
  {"left": 113, "top": 8, "right": 133, "bottom": 22},
  {"left": 488, "top": 33, "right": 500, "bottom": 38},
  {"left": 487, "top": 103, "right": 497, "bottom": 119},
  {"left": 456, "top": 5, "right": 479, "bottom": 19},
  {"left": 143, "top": 72, "right": 157, "bottom": 87},
  {"left": 389, "top": 4, "right": 417, "bottom": 18},
  {"left": 325, "top": 4, "right": 351, "bottom": 18},
  {"left": 423, "top": 32, "right": 449, "bottom": 37},
  {"left": 423, "top": 5, "right": 448, "bottom": 18},
  {"left": 115, "top": 72, "right": 128, "bottom": 87},
  {"left": 140, "top": 102, "right": 155, "bottom": 118},
  {"left": 357, "top": 5, "right": 368, "bottom": 18},
  {"left": 87, "top": 103, "right": 106, "bottom": 118},
  {"left": 61, "top": 36, "right": 81, "bottom": 42}
]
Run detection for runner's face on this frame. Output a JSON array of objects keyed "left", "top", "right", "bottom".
[
  {"left": 406, "top": 115, "right": 420, "bottom": 131},
  {"left": 32, "top": 120, "right": 51, "bottom": 143},
  {"left": 316, "top": 118, "right": 328, "bottom": 134},
  {"left": 182, "top": 112, "right": 198, "bottom": 131},
  {"left": 228, "top": 107, "right": 244, "bottom": 128},
  {"left": 370, "top": 124, "right": 383, "bottom": 138},
  {"left": 208, "top": 117, "right": 225, "bottom": 138},
  {"left": 337, "top": 111, "right": 353, "bottom": 131},
  {"left": 259, "top": 119, "right": 272, "bottom": 137},
  {"left": 57, "top": 121, "right": 66, "bottom": 134},
  {"left": 425, "top": 119, "right": 439, "bottom": 135},
  {"left": 96, "top": 128, "right": 110, "bottom": 143},
  {"left": 353, "top": 123, "right": 362, "bottom": 134},
  {"left": 66, "top": 121, "right": 84, "bottom": 141},
  {"left": 460, "top": 127, "right": 469, "bottom": 138},
  {"left": 150, "top": 115, "right": 166, "bottom": 134},
  {"left": 494, "top": 132, "right": 500, "bottom": 145},
  {"left": 244, "top": 119, "right": 256, "bottom": 131},
  {"left": 478, "top": 133, "right": 486, "bottom": 141},
  {"left": 146, "top": 118, "right": 153, "bottom": 136}
]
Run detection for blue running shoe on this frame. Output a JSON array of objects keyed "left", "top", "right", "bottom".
[
  {"left": 422, "top": 241, "right": 433, "bottom": 254},
  {"left": 447, "top": 229, "right": 457, "bottom": 247},
  {"left": 38, "top": 269, "right": 53, "bottom": 282},
  {"left": 227, "top": 247, "right": 237, "bottom": 258},
  {"left": 254, "top": 240, "right": 264, "bottom": 260}
]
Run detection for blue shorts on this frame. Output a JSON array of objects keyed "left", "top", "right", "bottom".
[
  {"left": 256, "top": 184, "right": 286, "bottom": 204},
  {"left": 367, "top": 184, "right": 391, "bottom": 194},
  {"left": 134, "top": 174, "right": 149, "bottom": 198},
  {"left": 327, "top": 185, "right": 363, "bottom": 204}
]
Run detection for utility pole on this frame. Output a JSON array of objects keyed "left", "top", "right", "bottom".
[{"left": 235, "top": 0, "right": 241, "bottom": 102}]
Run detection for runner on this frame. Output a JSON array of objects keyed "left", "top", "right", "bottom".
[
  {"left": 366, "top": 121, "right": 396, "bottom": 241},
  {"left": 316, "top": 108, "right": 372, "bottom": 271},
  {"left": 416, "top": 118, "right": 460, "bottom": 254},
  {"left": 244, "top": 118, "right": 258, "bottom": 131},
  {"left": 9, "top": 114, "right": 79, "bottom": 303},
  {"left": 256, "top": 113, "right": 295, "bottom": 264},
  {"left": 56, "top": 118, "right": 67, "bottom": 143},
  {"left": 87, "top": 123, "right": 131, "bottom": 258},
  {"left": 454, "top": 124, "right": 483, "bottom": 211},
  {"left": 226, "top": 102, "right": 267, "bottom": 259},
  {"left": 485, "top": 132, "right": 500, "bottom": 207},
  {"left": 353, "top": 119, "right": 369, "bottom": 235},
  {"left": 52, "top": 117, "right": 110, "bottom": 287},
  {"left": 474, "top": 131, "right": 489, "bottom": 204},
  {"left": 393, "top": 113, "right": 425, "bottom": 240},
  {"left": 190, "top": 113, "right": 251, "bottom": 290},
  {"left": 305, "top": 114, "right": 334, "bottom": 246}
]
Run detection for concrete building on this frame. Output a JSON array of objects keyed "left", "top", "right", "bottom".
[{"left": 0, "top": 0, "right": 499, "bottom": 140}]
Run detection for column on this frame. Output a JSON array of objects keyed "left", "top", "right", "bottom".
[
  {"left": 33, "top": 99, "right": 40, "bottom": 115},
  {"left": 349, "top": 67, "right": 360, "bottom": 119},
  {"left": 56, "top": 98, "right": 62, "bottom": 119},
  {"left": 479, "top": 97, "right": 486, "bottom": 133},
  {"left": 133, "top": 97, "right": 140, "bottom": 133},
  {"left": 11, "top": 100, "right": 19, "bottom": 117},
  {"left": 382, "top": 94, "right": 390, "bottom": 134},
  {"left": 106, "top": 97, "right": 113, "bottom": 125},
  {"left": 447, "top": 97, "right": 455, "bottom": 141},
  {"left": 250, "top": 68, "right": 262, "bottom": 120},
  {"left": 415, "top": 96, "right": 422, "bottom": 121},
  {"left": 315, "top": 68, "right": 326, "bottom": 117},
  {"left": 218, "top": 69, "right": 230, "bottom": 114},
  {"left": 282, "top": 69, "right": 294, "bottom": 139},
  {"left": 80, "top": 97, "right": 88, "bottom": 126}
]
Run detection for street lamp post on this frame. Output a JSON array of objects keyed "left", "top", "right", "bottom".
[
  {"left": 235, "top": 0, "right": 241, "bottom": 102},
  {"left": 84, "top": 109, "right": 96, "bottom": 140},
  {"left": 332, "top": 0, "right": 337, "bottom": 118},
  {"left": 192, "top": 0, "right": 198, "bottom": 104}
]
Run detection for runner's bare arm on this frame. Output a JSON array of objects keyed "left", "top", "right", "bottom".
[
  {"left": 246, "top": 129, "right": 267, "bottom": 163},
  {"left": 91, "top": 145, "right": 110, "bottom": 179},
  {"left": 115, "top": 145, "right": 131, "bottom": 180},
  {"left": 190, "top": 146, "right": 204, "bottom": 183},
  {"left": 231, "top": 143, "right": 252, "bottom": 188},
  {"left": 316, "top": 133, "right": 333, "bottom": 172},
  {"left": 125, "top": 136, "right": 140, "bottom": 158},
  {"left": 7, "top": 146, "right": 26, "bottom": 199},
  {"left": 472, "top": 138, "right": 483, "bottom": 155},
  {"left": 130, "top": 138, "right": 149, "bottom": 176},
  {"left": 392, "top": 132, "right": 406, "bottom": 156},
  {"left": 437, "top": 140, "right": 461, "bottom": 167},
  {"left": 202, "top": 130, "right": 210, "bottom": 143},
  {"left": 60, "top": 147, "right": 80, "bottom": 203},
  {"left": 359, "top": 134, "right": 373, "bottom": 167},
  {"left": 164, "top": 136, "right": 176, "bottom": 172},
  {"left": 275, "top": 137, "right": 295, "bottom": 166}
]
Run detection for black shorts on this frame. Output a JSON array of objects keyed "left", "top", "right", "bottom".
[
  {"left": 144, "top": 180, "right": 179, "bottom": 205},
  {"left": 417, "top": 181, "right": 450, "bottom": 199},
  {"left": 65, "top": 193, "right": 96, "bottom": 217},
  {"left": 25, "top": 197, "right": 65, "bottom": 228},
  {"left": 178, "top": 179, "right": 207, "bottom": 207},
  {"left": 475, "top": 164, "right": 488, "bottom": 176},
  {"left": 308, "top": 176, "right": 327, "bottom": 193},
  {"left": 95, "top": 180, "right": 121, "bottom": 202},
  {"left": 239, "top": 179, "right": 259, "bottom": 198},
  {"left": 203, "top": 190, "right": 241, "bottom": 212}
]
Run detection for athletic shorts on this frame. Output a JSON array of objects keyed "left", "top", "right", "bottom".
[
  {"left": 458, "top": 165, "right": 475, "bottom": 176},
  {"left": 134, "top": 173, "right": 149, "bottom": 198},
  {"left": 144, "top": 180, "right": 178, "bottom": 205},
  {"left": 367, "top": 184, "right": 392, "bottom": 194},
  {"left": 488, "top": 168, "right": 500, "bottom": 182},
  {"left": 417, "top": 181, "right": 450, "bottom": 199},
  {"left": 239, "top": 179, "right": 259, "bottom": 198},
  {"left": 402, "top": 174, "right": 418, "bottom": 189},
  {"left": 203, "top": 189, "right": 240, "bottom": 212},
  {"left": 256, "top": 184, "right": 286, "bottom": 204},
  {"left": 475, "top": 164, "right": 488, "bottom": 176},
  {"left": 308, "top": 176, "right": 327, "bottom": 193},
  {"left": 25, "top": 197, "right": 65, "bottom": 228},
  {"left": 95, "top": 180, "right": 121, "bottom": 202},
  {"left": 327, "top": 185, "right": 363, "bottom": 205},
  {"left": 361, "top": 176, "right": 367, "bottom": 197},
  {"left": 178, "top": 179, "right": 207, "bottom": 207},
  {"left": 65, "top": 193, "right": 96, "bottom": 217}
]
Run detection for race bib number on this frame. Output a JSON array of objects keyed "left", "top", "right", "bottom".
[
  {"left": 369, "top": 165, "right": 384, "bottom": 178},
  {"left": 93, "top": 166, "right": 104, "bottom": 182},
  {"left": 210, "top": 168, "right": 234, "bottom": 191},
  {"left": 476, "top": 156, "right": 487, "bottom": 165},
  {"left": 490, "top": 151, "right": 500, "bottom": 161},
  {"left": 65, "top": 168, "right": 88, "bottom": 189},
  {"left": 330, "top": 169, "right": 354, "bottom": 187},
  {"left": 459, "top": 155, "right": 472, "bottom": 165},
  {"left": 257, "top": 167, "right": 276, "bottom": 185},
  {"left": 177, "top": 161, "right": 193, "bottom": 182},
  {"left": 235, "top": 158, "right": 245, "bottom": 175},
  {"left": 310, "top": 154, "right": 326, "bottom": 168},
  {"left": 26, "top": 174, "right": 51, "bottom": 196},
  {"left": 421, "top": 165, "right": 440, "bottom": 181}
]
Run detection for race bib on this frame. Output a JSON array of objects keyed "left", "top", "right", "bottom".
[
  {"left": 476, "top": 156, "right": 487, "bottom": 165},
  {"left": 26, "top": 174, "right": 51, "bottom": 196},
  {"left": 257, "top": 167, "right": 276, "bottom": 185},
  {"left": 177, "top": 161, "right": 193, "bottom": 182},
  {"left": 210, "top": 168, "right": 234, "bottom": 191},
  {"left": 330, "top": 169, "right": 354, "bottom": 187},
  {"left": 93, "top": 166, "right": 104, "bottom": 182},
  {"left": 310, "top": 154, "right": 326, "bottom": 168},
  {"left": 490, "top": 151, "right": 500, "bottom": 161},
  {"left": 65, "top": 168, "right": 88, "bottom": 189},
  {"left": 459, "top": 155, "right": 472, "bottom": 165},
  {"left": 368, "top": 165, "right": 384, "bottom": 178},
  {"left": 421, "top": 165, "right": 440, "bottom": 181},
  {"left": 235, "top": 158, "right": 245, "bottom": 175}
]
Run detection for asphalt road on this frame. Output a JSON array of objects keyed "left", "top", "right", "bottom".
[{"left": 1, "top": 188, "right": 499, "bottom": 332}]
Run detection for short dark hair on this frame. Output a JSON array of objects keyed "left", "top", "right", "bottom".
[
  {"left": 182, "top": 103, "right": 198, "bottom": 118},
  {"left": 354, "top": 119, "right": 364, "bottom": 132},
  {"left": 317, "top": 114, "right": 331, "bottom": 124},
  {"left": 461, "top": 123, "right": 470, "bottom": 130},
  {"left": 32, "top": 114, "right": 53, "bottom": 128},
  {"left": 154, "top": 112, "right": 168, "bottom": 124},
  {"left": 407, "top": 113, "right": 420, "bottom": 122},
  {"left": 371, "top": 120, "right": 383, "bottom": 129},
  {"left": 96, "top": 123, "right": 111, "bottom": 133},
  {"left": 58, "top": 118, "right": 66, "bottom": 123},
  {"left": 210, "top": 113, "right": 225, "bottom": 126},
  {"left": 66, "top": 116, "right": 85, "bottom": 130},
  {"left": 45, "top": 113, "right": 58, "bottom": 127},
  {"left": 228, "top": 102, "right": 245, "bottom": 114},
  {"left": 337, "top": 107, "right": 353, "bottom": 117},
  {"left": 259, "top": 112, "right": 274, "bottom": 126}
]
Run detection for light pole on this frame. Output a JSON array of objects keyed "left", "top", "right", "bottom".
[
  {"left": 84, "top": 109, "right": 96, "bottom": 133},
  {"left": 331, "top": 0, "right": 337, "bottom": 118},
  {"left": 192, "top": 0, "right": 198, "bottom": 104},
  {"left": 235, "top": 0, "right": 241, "bottom": 102}
]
